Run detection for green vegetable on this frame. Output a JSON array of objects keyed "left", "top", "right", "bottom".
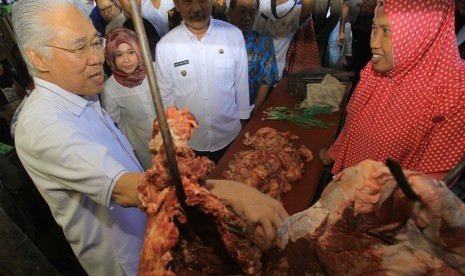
[
  {"left": 262, "top": 105, "right": 333, "bottom": 128},
  {"left": 0, "top": 4, "right": 13, "bottom": 16}
]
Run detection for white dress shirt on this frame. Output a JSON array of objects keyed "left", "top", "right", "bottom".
[
  {"left": 102, "top": 73, "right": 156, "bottom": 170},
  {"left": 253, "top": 0, "right": 306, "bottom": 77},
  {"left": 141, "top": 0, "right": 175, "bottom": 37},
  {"left": 155, "top": 19, "right": 251, "bottom": 152},
  {"left": 15, "top": 78, "right": 147, "bottom": 276}
]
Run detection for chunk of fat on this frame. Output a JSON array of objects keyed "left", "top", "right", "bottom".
[{"left": 277, "top": 202, "right": 329, "bottom": 249}]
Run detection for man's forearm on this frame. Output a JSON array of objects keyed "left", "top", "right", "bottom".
[
  {"left": 300, "top": 0, "right": 315, "bottom": 25},
  {"left": 339, "top": 0, "right": 350, "bottom": 34},
  {"left": 253, "top": 85, "right": 271, "bottom": 115}
]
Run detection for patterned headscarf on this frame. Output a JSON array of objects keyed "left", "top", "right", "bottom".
[
  {"left": 330, "top": 0, "right": 465, "bottom": 175},
  {"left": 104, "top": 27, "right": 146, "bottom": 88}
]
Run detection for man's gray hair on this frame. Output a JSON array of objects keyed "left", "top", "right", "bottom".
[{"left": 12, "top": 0, "right": 86, "bottom": 77}]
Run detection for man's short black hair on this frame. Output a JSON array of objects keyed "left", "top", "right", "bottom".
[{"left": 229, "top": 0, "right": 260, "bottom": 10}]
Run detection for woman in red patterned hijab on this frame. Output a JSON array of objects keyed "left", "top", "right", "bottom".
[
  {"left": 104, "top": 27, "right": 146, "bottom": 88},
  {"left": 327, "top": 0, "right": 465, "bottom": 178}
]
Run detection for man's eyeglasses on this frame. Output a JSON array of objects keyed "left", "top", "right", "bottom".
[
  {"left": 98, "top": 2, "right": 116, "bottom": 15},
  {"left": 44, "top": 37, "right": 107, "bottom": 58}
]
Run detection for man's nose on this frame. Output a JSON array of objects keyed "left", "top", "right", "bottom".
[
  {"left": 244, "top": 12, "right": 252, "bottom": 21},
  {"left": 192, "top": 0, "right": 202, "bottom": 13},
  {"left": 87, "top": 49, "right": 105, "bottom": 65}
]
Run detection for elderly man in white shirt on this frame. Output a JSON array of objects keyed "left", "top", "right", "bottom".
[
  {"left": 12, "top": 1, "right": 287, "bottom": 274},
  {"left": 13, "top": 2, "right": 146, "bottom": 274},
  {"left": 155, "top": 0, "right": 251, "bottom": 164}
]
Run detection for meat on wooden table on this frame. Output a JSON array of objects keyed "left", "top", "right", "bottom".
[{"left": 223, "top": 127, "right": 313, "bottom": 201}]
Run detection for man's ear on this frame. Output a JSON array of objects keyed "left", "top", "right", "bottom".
[{"left": 25, "top": 48, "right": 50, "bottom": 73}]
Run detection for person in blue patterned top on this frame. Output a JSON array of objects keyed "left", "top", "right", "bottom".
[{"left": 227, "top": 0, "right": 280, "bottom": 115}]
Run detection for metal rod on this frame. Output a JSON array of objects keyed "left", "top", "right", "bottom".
[
  {"left": 128, "top": 0, "right": 187, "bottom": 204},
  {"left": 386, "top": 158, "right": 419, "bottom": 201},
  {"left": 443, "top": 155, "right": 465, "bottom": 186}
]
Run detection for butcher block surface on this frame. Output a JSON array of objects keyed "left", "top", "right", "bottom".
[{"left": 210, "top": 78, "right": 351, "bottom": 215}]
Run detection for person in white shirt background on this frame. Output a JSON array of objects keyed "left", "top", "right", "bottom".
[
  {"left": 101, "top": 27, "right": 156, "bottom": 170},
  {"left": 12, "top": 0, "right": 287, "bottom": 274},
  {"left": 155, "top": 0, "right": 251, "bottom": 164},
  {"left": 251, "top": 0, "right": 314, "bottom": 77},
  {"left": 141, "top": 0, "right": 175, "bottom": 37}
]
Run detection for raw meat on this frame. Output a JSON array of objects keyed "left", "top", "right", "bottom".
[
  {"left": 275, "top": 160, "right": 465, "bottom": 275},
  {"left": 223, "top": 127, "right": 313, "bottom": 200},
  {"left": 138, "top": 107, "right": 262, "bottom": 275}
]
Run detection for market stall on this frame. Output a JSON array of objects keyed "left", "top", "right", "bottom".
[{"left": 210, "top": 77, "right": 352, "bottom": 215}]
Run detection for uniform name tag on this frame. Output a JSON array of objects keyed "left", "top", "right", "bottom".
[{"left": 174, "top": 60, "right": 189, "bottom": 67}]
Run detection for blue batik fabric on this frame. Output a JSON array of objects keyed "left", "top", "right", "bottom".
[{"left": 245, "top": 29, "right": 280, "bottom": 104}]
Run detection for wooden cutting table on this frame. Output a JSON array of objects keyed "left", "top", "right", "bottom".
[{"left": 209, "top": 77, "right": 351, "bottom": 215}]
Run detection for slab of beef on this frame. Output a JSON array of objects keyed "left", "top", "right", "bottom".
[
  {"left": 223, "top": 127, "right": 313, "bottom": 200},
  {"left": 137, "top": 107, "right": 262, "bottom": 275},
  {"left": 275, "top": 160, "right": 465, "bottom": 275}
]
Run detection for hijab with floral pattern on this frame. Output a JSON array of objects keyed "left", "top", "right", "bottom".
[{"left": 104, "top": 27, "right": 146, "bottom": 88}]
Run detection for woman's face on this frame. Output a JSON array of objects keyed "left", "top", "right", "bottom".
[
  {"left": 370, "top": 8, "right": 393, "bottom": 73},
  {"left": 115, "top": 42, "right": 139, "bottom": 74}
]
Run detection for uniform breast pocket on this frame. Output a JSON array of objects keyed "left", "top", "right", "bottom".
[
  {"left": 213, "top": 59, "right": 235, "bottom": 90},
  {"left": 174, "top": 64, "right": 196, "bottom": 96}
]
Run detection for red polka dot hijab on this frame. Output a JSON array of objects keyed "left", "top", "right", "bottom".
[
  {"left": 330, "top": 0, "right": 465, "bottom": 175},
  {"left": 104, "top": 27, "right": 147, "bottom": 88}
]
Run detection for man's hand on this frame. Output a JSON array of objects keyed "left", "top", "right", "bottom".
[
  {"left": 319, "top": 147, "right": 334, "bottom": 165},
  {"left": 112, "top": 172, "right": 145, "bottom": 207},
  {"left": 338, "top": 0, "right": 350, "bottom": 46},
  {"left": 252, "top": 85, "right": 271, "bottom": 116},
  {"left": 337, "top": 32, "right": 345, "bottom": 47},
  {"left": 205, "top": 179, "right": 289, "bottom": 250}
]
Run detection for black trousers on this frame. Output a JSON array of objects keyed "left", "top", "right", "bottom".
[{"left": 193, "top": 142, "right": 232, "bottom": 164}]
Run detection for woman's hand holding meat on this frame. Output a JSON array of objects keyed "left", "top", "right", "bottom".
[{"left": 206, "top": 179, "right": 289, "bottom": 250}]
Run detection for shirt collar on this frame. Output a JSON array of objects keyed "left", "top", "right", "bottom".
[
  {"left": 182, "top": 17, "right": 214, "bottom": 41},
  {"left": 33, "top": 78, "right": 98, "bottom": 117}
]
